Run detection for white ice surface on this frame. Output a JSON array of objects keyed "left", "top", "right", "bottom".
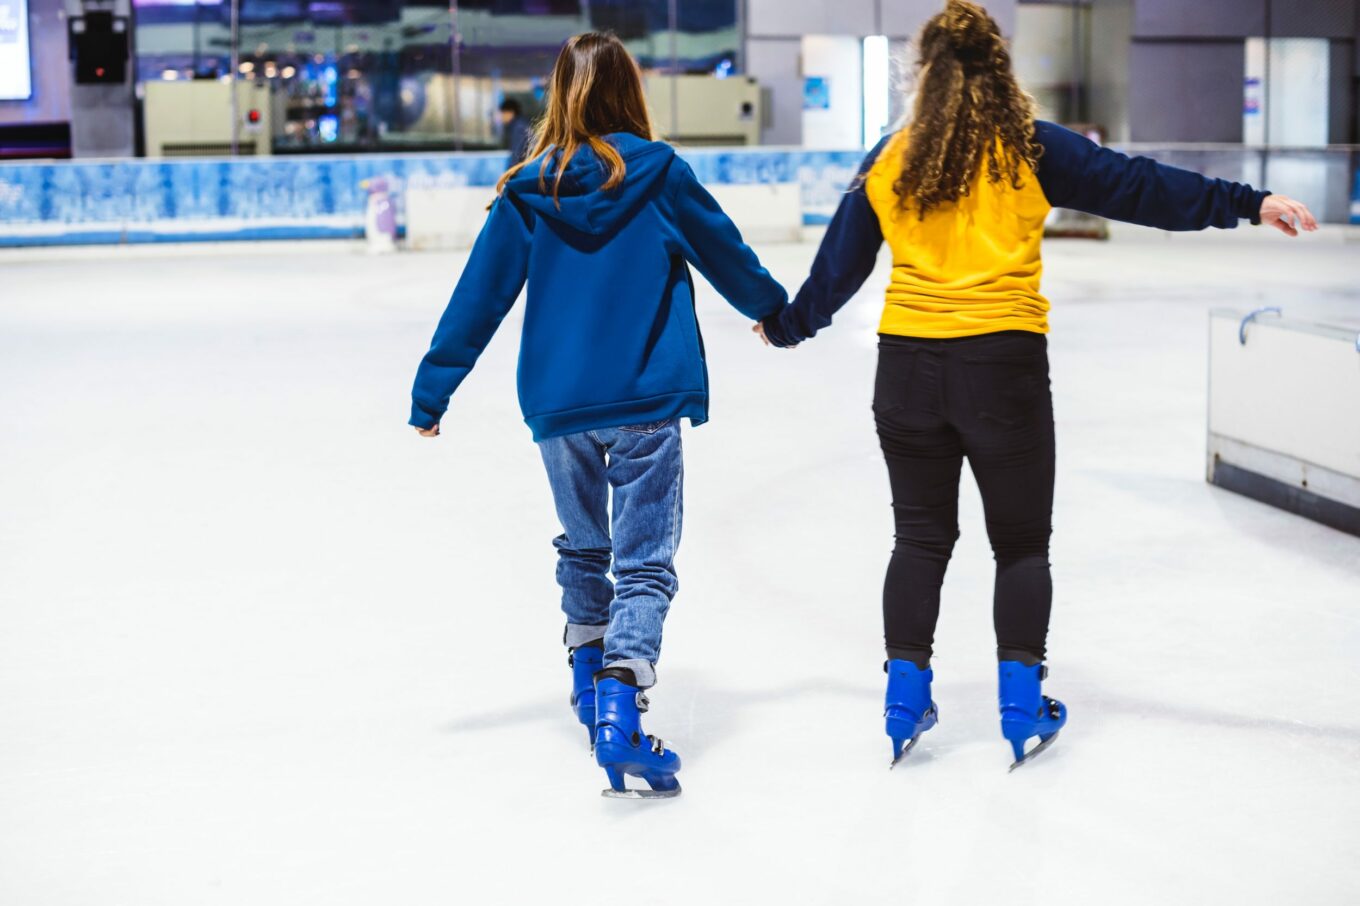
[{"left": 1, "top": 229, "right": 1359, "bottom": 906}]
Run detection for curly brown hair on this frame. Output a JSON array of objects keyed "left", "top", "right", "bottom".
[{"left": 893, "top": 0, "right": 1040, "bottom": 218}]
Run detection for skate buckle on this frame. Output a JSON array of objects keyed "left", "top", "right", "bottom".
[
  {"left": 635, "top": 692, "right": 650, "bottom": 712},
  {"left": 650, "top": 735, "right": 666, "bottom": 755}
]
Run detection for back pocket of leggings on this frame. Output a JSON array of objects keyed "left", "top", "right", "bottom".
[
  {"left": 872, "top": 346, "right": 920, "bottom": 419},
  {"left": 961, "top": 354, "right": 1049, "bottom": 427}
]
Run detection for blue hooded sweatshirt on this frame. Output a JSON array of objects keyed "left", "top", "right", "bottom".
[{"left": 409, "top": 133, "right": 788, "bottom": 440}]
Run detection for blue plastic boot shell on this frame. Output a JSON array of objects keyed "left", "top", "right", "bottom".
[
  {"left": 998, "top": 661, "right": 1067, "bottom": 767},
  {"left": 884, "top": 659, "right": 939, "bottom": 765},
  {"left": 594, "top": 676, "right": 681, "bottom": 796}
]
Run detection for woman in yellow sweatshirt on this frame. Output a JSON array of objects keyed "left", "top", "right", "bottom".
[{"left": 759, "top": 0, "right": 1316, "bottom": 769}]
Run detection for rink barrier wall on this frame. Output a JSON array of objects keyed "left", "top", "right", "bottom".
[
  {"left": 0, "top": 148, "right": 862, "bottom": 248},
  {"left": 1207, "top": 309, "right": 1360, "bottom": 537},
  {"left": 1, "top": 146, "right": 1355, "bottom": 248}
]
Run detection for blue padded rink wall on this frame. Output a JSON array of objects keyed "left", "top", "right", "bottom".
[
  {"left": 1, "top": 148, "right": 1356, "bottom": 248},
  {"left": 0, "top": 149, "right": 864, "bottom": 247}
]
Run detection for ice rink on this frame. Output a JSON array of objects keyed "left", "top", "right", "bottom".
[{"left": 2, "top": 229, "right": 1359, "bottom": 905}]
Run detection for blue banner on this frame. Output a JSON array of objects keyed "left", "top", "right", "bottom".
[{"left": 0, "top": 147, "right": 866, "bottom": 247}]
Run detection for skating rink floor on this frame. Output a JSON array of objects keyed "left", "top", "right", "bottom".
[{"left": 2, "top": 228, "right": 1359, "bottom": 905}]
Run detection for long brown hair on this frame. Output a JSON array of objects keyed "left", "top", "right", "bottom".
[
  {"left": 495, "top": 32, "right": 655, "bottom": 205},
  {"left": 893, "top": 0, "right": 1040, "bottom": 218}
]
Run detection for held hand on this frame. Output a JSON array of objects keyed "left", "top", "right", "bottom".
[
  {"left": 415, "top": 424, "right": 441, "bottom": 438},
  {"left": 752, "top": 322, "right": 797, "bottom": 348},
  {"left": 1259, "top": 195, "right": 1318, "bottom": 237}
]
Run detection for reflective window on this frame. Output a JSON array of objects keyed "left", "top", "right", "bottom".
[{"left": 131, "top": 0, "right": 739, "bottom": 154}]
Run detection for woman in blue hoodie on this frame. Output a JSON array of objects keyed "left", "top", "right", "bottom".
[{"left": 409, "top": 32, "right": 787, "bottom": 799}]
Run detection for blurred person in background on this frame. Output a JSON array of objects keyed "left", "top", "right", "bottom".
[
  {"left": 758, "top": 0, "right": 1316, "bottom": 771},
  {"left": 499, "top": 97, "right": 532, "bottom": 166}
]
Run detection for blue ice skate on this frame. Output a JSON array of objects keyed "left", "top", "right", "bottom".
[
  {"left": 594, "top": 670, "right": 681, "bottom": 799},
  {"left": 568, "top": 641, "right": 604, "bottom": 747},
  {"left": 998, "top": 661, "right": 1067, "bottom": 771},
  {"left": 884, "top": 659, "right": 939, "bottom": 768}
]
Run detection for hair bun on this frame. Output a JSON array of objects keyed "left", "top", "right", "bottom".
[{"left": 944, "top": 0, "right": 995, "bottom": 61}]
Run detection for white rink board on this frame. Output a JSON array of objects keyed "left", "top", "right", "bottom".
[
  {"left": 403, "top": 182, "right": 803, "bottom": 250},
  {"left": 1208, "top": 310, "right": 1360, "bottom": 484},
  {"left": 404, "top": 185, "right": 495, "bottom": 251},
  {"left": 704, "top": 182, "right": 803, "bottom": 243}
]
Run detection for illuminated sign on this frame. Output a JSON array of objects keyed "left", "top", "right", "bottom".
[{"left": 0, "top": 0, "right": 32, "bottom": 101}]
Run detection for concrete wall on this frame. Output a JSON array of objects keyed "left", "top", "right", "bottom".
[
  {"left": 1268, "top": 0, "right": 1357, "bottom": 38},
  {"left": 745, "top": 37, "right": 803, "bottom": 145},
  {"left": 1134, "top": 0, "right": 1266, "bottom": 38},
  {"left": 743, "top": 0, "right": 1016, "bottom": 146},
  {"left": 1129, "top": 41, "right": 1246, "bottom": 143},
  {"left": 1012, "top": 3, "right": 1080, "bottom": 122},
  {"left": 1329, "top": 40, "right": 1355, "bottom": 143},
  {"left": 746, "top": 0, "right": 880, "bottom": 36},
  {"left": 1088, "top": 0, "right": 1133, "bottom": 142},
  {"left": 1126, "top": 0, "right": 1359, "bottom": 144}
]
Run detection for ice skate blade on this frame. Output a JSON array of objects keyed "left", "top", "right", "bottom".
[
  {"left": 889, "top": 735, "right": 922, "bottom": 770},
  {"left": 601, "top": 785, "right": 682, "bottom": 800},
  {"left": 1007, "top": 732, "right": 1059, "bottom": 772}
]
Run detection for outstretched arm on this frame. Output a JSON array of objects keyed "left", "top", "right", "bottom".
[
  {"left": 759, "top": 136, "right": 889, "bottom": 348},
  {"left": 1033, "top": 121, "right": 1316, "bottom": 234},
  {"left": 669, "top": 159, "right": 788, "bottom": 322},
  {"left": 409, "top": 193, "right": 533, "bottom": 433}
]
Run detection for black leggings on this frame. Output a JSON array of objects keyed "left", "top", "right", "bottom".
[{"left": 874, "top": 331, "right": 1055, "bottom": 668}]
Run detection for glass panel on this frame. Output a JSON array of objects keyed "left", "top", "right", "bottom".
[{"left": 131, "top": 0, "right": 739, "bottom": 155}]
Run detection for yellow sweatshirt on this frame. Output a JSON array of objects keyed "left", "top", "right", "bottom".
[
  {"left": 863, "top": 130, "right": 1052, "bottom": 338},
  {"left": 761, "top": 122, "right": 1267, "bottom": 347}
]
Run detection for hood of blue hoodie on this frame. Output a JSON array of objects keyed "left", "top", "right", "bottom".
[{"left": 505, "top": 132, "right": 676, "bottom": 237}]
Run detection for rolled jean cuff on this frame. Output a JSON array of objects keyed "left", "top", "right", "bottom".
[
  {"left": 564, "top": 623, "right": 607, "bottom": 648},
  {"left": 607, "top": 658, "right": 656, "bottom": 689}
]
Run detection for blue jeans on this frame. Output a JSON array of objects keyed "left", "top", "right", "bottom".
[{"left": 537, "top": 419, "right": 684, "bottom": 689}]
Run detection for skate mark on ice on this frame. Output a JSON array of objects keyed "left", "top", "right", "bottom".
[
  {"left": 439, "top": 698, "right": 565, "bottom": 735},
  {"left": 1096, "top": 695, "right": 1360, "bottom": 744}
]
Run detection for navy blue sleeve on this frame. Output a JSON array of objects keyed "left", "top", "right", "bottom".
[
  {"left": 761, "top": 136, "right": 889, "bottom": 348},
  {"left": 1033, "top": 121, "right": 1269, "bottom": 231},
  {"left": 409, "top": 193, "right": 533, "bottom": 429},
  {"left": 668, "top": 159, "right": 788, "bottom": 321}
]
